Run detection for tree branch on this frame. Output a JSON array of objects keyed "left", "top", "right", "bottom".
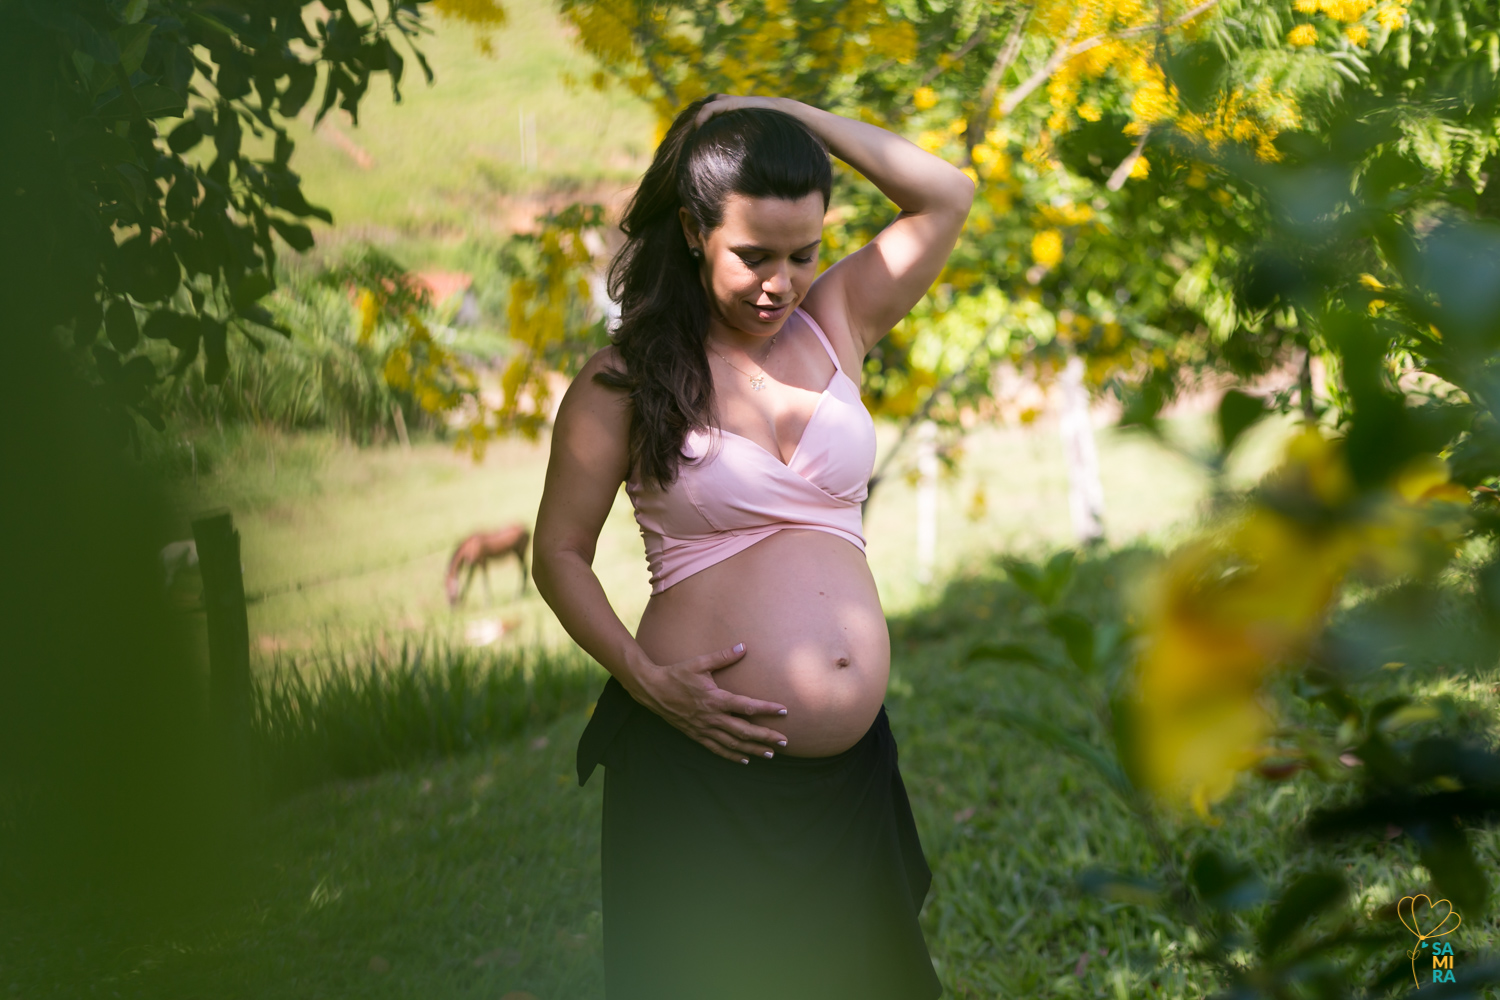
[
  {"left": 965, "top": 10, "right": 1030, "bottom": 161},
  {"left": 990, "top": 0, "right": 1221, "bottom": 121},
  {"left": 919, "top": 13, "right": 994, "bottom": 88},
  {"left": 1106, "top": 127, "right": 1150, "bottom": 190},
  {"left": 997, "top": 15, "right": 1081, "bottom": 118}
]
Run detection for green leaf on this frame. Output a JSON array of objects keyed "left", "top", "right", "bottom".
[
  {"left": 143, "top": 310, "right": 201, "bottom": 350},
  {"left": 97, "top": 83, "right": 184, "bottom": 120},
  {"left": 1076, "top": 868, "right": 1162, "bottom": 905},
  {"left": 120, "top": 0, "right": 148, "bottom": 24},
  {"left": 1410, "top": 818, "right": 1490, "bottom": 918},
  {"left": 114, "top": 23, "right": 153, "bottom": 75},
  {"left": 1258, "top": 870, "right": 1347, "bottom": 956},
  {"left": 111, "top": 235, "right": 179, "bottom": 303},
  {"left": 215, "top": 57, "right": 250, "bottom": 102},
  {"left": 236, "top": 305, "right": 291, "bottom": 338},
  {"left": 1190, "top": 849, "right": 1267, "bottom": 912},
  {"left": 270, "top": 218, "right": 315, "bottom": 252},
  {"left": 202, "top": 319, "right": 228, "bottom": 385},
  {"left": 165, "top": 174, "right": 196, "bottom": 220},
  {"left": 1218, "top": 389, "right": 1267, "bottom": 454},
  {"left": 1046, "top": 612, "right": 1096, "bottom": 673},
  {"left": 280, "top": 63, "right": 318, "bottom": 118},
  {"left": 1003, "top": 550, "right": 1075, "bottom": 606},
  {"left": 214, "top": 106, "right": 242, "bottom": 164},
  {"left": 66, "top": 130, "right": 136, "bottom": 166},
  {"left": 133, "top": 84, "right": 185, "bottom": 118},
  {"left": 232, "top": 272, "right": 275, "bottom": 309},
  {"left": 105, "top": 299, "right": 140, "bottom": 353},
  {"left": 167, "top": 119, "right": 203, "bottom": 154}
]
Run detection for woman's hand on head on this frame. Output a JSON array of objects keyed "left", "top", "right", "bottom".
[
  {"left": 694, "top": 94, "right": 791, "bottom": 128},
  {"left": 631, "top": 643, "right": 790, "bottom": 763}
]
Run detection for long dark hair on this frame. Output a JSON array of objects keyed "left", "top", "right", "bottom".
[{"left": 594, "top": 97, "right": 833, "bottom": 489}]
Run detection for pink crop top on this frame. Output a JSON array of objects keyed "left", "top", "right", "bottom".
[{"left": 626, "top": 307, "right": 877, "bottom": 594}]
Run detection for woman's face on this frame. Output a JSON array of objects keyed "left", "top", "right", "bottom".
[{"left": 682, "top": 191, "right": 824, "bottom": 337}]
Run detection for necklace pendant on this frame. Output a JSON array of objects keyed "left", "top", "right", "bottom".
[{"left": 749, "top": 374, "right": 766, "bottom": 391}]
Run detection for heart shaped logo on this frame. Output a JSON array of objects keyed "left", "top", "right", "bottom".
[{"left": 1398, "top": 895, "right": 1461, "bottom": 989}]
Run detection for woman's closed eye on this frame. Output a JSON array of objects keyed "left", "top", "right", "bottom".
[{"left": 739, "top": 254, "right": 817, "bottom": 266}]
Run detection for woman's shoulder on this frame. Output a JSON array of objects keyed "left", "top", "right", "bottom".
[
  {"left": 578, "top": 344, "right": 628, "bottom": 383},
  {"left": 553, "top": 346, "right": 632, "bottom": 444}
]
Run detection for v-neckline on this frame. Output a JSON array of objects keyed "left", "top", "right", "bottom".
[{"left": 713, "top": 365, "right": 848, "bottom": 470}]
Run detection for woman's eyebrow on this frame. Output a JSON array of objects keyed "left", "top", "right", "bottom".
[{"left": 731, "top": 239, "right": 823, "bottom": 254}]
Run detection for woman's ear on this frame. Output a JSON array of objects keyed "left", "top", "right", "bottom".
[{"left": 678, "top": 206, "right": 703, "bottom": 256}]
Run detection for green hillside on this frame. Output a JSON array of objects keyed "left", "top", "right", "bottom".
[{"left": 273, "top": 1, "right": 655, "bottom": 260}]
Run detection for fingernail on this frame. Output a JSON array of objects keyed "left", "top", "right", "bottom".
[
  {"left": 777, "top": 740, "right": 787, "bottom": 747},
  {"left": 778, "top": 709, "right": 788, "bottom": 716},
  {"left": 763, "top": 750, "right": 774, "bottom": 758},
  {"left": 733, "top": 643, "right": 745, "bottom": 654},
  {"left": 741, "top": 758, "right": 750, "bottom": 765}
]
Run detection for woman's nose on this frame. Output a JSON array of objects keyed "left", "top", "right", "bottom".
[{"left": 763, "top": 266, "right": 792, "bottom": 296}]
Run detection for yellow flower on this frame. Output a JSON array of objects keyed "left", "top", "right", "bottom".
[
  {"left": 1077, "top": 102, "right": 1102, "bottom": 122},
  {"left": 1130, "top": 155, "right": 1150, "bottom": 179},
  {"left": 1394, "top": 454, "right": 1453, "bottom": 504},
  {"left": 913, "top": 86, "right": 938, "bottom": 110},
  {"left": 1368, "top": 298, "right": 1387, "bottom": 315},
  {"left": 1358, "top": 272, "right": 1385, "bottom": 290},
  {"left": 916, "top": 130, "right": 948, "bottom": 153},
  {"left": 1375, "top": 4, "right": 1408, "bottom": 29},
  {"left": 1294, "top": 0, "right": 1319, "bottom": 10},
  {"left": 1031, "top": 229, "right": 1064, "bottom": 269},
  {"left": 1345, "top": 24, "right": 1370, "bottom": 45},
  {"left": 1288, "top": 24, "right": 1319, "bottom": 46},
  {"left": 1130, "top": 78, "right": 1176, "bottom": 123}
]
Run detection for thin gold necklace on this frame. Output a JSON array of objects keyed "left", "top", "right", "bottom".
[{"left": 707, "top": 334, "right": 778, "bottom": 391}]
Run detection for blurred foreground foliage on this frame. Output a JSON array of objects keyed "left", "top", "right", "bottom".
[
  {"left": 952, "top": 96, "right": 1500, "bottom": 991},
  {"left": 0, "top": 0, "right": 505, "bottom": 454}
]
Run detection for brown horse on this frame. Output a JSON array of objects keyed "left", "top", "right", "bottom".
[{"left": 446, "top": 524, "right": 530, "bottom": 606}]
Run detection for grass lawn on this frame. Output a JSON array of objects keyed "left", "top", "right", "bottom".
[{"left": 19, "top": 542, "right": 1500, "bottom": 998}]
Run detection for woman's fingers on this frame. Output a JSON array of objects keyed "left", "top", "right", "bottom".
[
  {"left": 687, "top": 643, "right": 748, "bottom": 673},
  {"left": 715, "top": 716, "right": 787, "bottom": 749},
  {"left": 725, "top": 693, "right": 788, "bottom": 718},
  {"left": 694, "top": 94, "right": 731, "bottom": 126},
  {"left": 697, "top": 734, "right": 750, "bottom": 764}
]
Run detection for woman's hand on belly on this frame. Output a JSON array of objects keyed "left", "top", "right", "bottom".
[{"left": 630, "top": 643, "right": 793, "bottom": 764}]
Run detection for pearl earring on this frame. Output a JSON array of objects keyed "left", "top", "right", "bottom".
[{"left": 689, "top": 246, "right": 703, "bottom": 260}]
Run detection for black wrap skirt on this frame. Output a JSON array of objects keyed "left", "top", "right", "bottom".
[{"left": 577, "top": 676, "right": 942, "bottom": 1000}]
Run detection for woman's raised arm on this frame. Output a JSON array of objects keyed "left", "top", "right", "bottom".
[
  {"left": 694, "top": 96, "right": 975, "bottom": 360},
  {"left": 531, "top": 349, "right": 791, "bottom": 762}
]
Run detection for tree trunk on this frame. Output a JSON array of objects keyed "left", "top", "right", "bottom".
[{"left": 1059, "top": 355, "right": 1105, "bottom": 545}]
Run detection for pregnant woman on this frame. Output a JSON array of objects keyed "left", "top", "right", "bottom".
[{"left": 532, "top": 93, "right": 973, "bottom": 999}]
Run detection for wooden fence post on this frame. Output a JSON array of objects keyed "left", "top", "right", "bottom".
[{"left": 192, "top": 508, "right": 253, "bottom": 788}]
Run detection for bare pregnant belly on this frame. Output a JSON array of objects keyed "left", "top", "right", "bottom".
[{"left": 633, "top": 529, "right": 890, "bottom": 758}]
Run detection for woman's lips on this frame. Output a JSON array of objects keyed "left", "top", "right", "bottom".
[{"left": 752, "top": 302, "right": 789, "bottom": 320}]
